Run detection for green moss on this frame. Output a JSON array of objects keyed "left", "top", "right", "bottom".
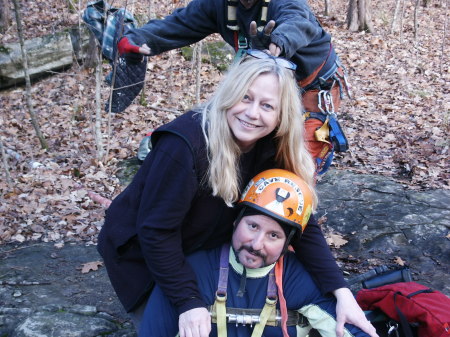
[
  {"left": 181, "top": 41, "right": 234, "bottom": 71},
  {"left": 0, "top": 45, "right": 11, "bottom": 53}
]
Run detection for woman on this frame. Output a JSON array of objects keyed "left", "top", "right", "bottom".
[{"left": 97, "top": 53, "right": 377, "bottom": 337}]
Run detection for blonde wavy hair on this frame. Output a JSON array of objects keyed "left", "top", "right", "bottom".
[{"left": 199, "top": 56, "right": 317, "bottom": 209}]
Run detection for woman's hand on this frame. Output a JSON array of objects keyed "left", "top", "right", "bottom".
[
  {"left": 333, "top": 288, "right": 379, "bottom": 337},
  {"left": 179, "top": 307, "right": 211, "bottom": 337}
]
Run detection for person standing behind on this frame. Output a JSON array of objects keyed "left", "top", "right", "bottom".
[
  {"left": 97, "top": 55, "right": 374, "bottom": 337},
  {"left": 117, "top": 0, "right": 350, "bottom": 174}
]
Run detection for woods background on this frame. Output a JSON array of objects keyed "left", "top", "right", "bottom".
[{"left": 0, "top": 0, "right": 448, "bottom": 245}]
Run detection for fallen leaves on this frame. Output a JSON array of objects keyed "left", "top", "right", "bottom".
[
  {"left": 0, "top": 0, "right": 448, "bottom": 248},
  {"left": 394, "top": 256, "right": 406, "bottom": 266},
  {"left": 326, "top": 233, "right": 349, "bottom": 249},
  {"left": 80, "top": 261, "right": 103, "bottom": 274}
]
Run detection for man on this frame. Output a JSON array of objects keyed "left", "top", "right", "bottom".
[
  {"left": 117, "top": 0, "right": 350, "bottom": 174},
  {"left": 138, "top": 169, "right": 375, "bottom": 337}
]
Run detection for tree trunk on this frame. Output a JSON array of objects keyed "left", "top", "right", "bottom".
[
  {"left": 0, "top": 136, "right": 13, "bottom": 186},
  {"left": 324, "top": 0, "right": 332, "bottom": 16},
  {"left": 440, "top": 0, "right": 448, "bottom": 74},
  {"left": 94, "top": 49, "right": 104, "bottom": 162},
  {"left": 193, "top": 41, "right": 203, "bottom": 104},
  {"left": 347, "top": 0, "right": 374, "bottom": 33},
  {"left": 391, "top": 0, "right": 402, "bottom": 33},
  {"left": 11, "top": 0, "right": 48, "bottom": 150},
  {"left": 414, "top": 0, "right": 421, "bottom": 40},
  {"left": 0, "top": 0, "right": 11, "bottom": 33}
]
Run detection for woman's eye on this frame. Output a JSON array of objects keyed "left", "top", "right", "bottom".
[
  {"left": 270, "top": 232, "right": 279, "bottom": 239},
  {"left": 262, "top": 103, "right": 273, "bottom": 110},
  {"left": 242, "top": 94, "right": 251, "bottom": 102}
]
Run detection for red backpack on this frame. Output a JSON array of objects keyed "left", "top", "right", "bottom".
[{"left": 357, "top": 282, "right": 450, "bottom": 337}]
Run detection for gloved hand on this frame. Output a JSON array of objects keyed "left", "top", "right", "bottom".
[
  {"left": 249, "top": 20, "right": 281, "bottom": 55},
  {"left": 117, "top": 37, "right": 150, "bottom": 63}
]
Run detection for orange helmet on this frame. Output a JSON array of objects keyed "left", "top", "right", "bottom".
[{"left": 238, "top": 169, "right": 313, "bottom": 234}]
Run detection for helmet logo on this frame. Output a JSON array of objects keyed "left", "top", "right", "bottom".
[
  {"left": 253, "top": 176, "right": 305, "bottom": 215},
  {"left": 265, "top": 187, "right": 290, "bottom": 216}
]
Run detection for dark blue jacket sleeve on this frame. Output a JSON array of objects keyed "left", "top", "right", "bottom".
[
  {"left": 136, "top": 133, "right": 205, "bottom": 314},
  {"left": 267, "top": 0, "right": 324, "bottom": 58},
  {"left": 124, "top": 0, "right": 222, "bottom": 55}
]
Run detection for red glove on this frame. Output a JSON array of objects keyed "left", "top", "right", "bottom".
[{"left": 118, "top": 37, "right": 141, "bottom": 56}]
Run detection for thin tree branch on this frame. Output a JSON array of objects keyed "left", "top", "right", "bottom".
[{"left": 11, "top": 0, "right": 48, "bottom": 149}]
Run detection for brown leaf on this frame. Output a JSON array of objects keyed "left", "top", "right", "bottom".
[
  {"left": 326, "top": 234, "right": 348, "bottom": 249},
  {"left": 80, "top": 261, "right": 103, "bottom": 274},
  {"left": 394, "top": 256, "right": 406, "bottom": 266}
]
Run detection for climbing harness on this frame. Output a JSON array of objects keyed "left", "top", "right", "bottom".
[
  {"left": 209, "top": 244, "right": 307, "bottom": 337},
  {"left": 227, "top": 0, "right": 271, "bottom": 62},
  {"left": 301, "top": 53, "right": 351, "bottom": 175}
]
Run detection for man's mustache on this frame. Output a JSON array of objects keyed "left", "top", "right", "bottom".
[{"left": 238, "top": 245, "right": 266, "bottom": 259}]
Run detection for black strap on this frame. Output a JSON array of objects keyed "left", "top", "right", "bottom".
[
  {"left": 407, "top": 288, "right": 433, "bottom": 299},
  {"left": 393, "top": 292, "right": 415, "bottom": 337}
]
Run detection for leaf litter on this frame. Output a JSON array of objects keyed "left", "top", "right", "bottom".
[{"left": 0, "top": 0, "right": 448, "bottom": 254}]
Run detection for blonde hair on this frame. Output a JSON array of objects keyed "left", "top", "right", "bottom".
[{"left": 200, "top": 57, "right": 317, "bottom": 209}]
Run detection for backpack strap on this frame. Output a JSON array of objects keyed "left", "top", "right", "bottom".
[{"left": 393, "top": 290, "right": 434, "bottom": 337}]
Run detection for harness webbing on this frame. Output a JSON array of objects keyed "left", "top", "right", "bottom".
[
  {"left": 227, "top": 0, "right": 270, "bottom": 31},
  {"left": 228, "top": 0, "right": 271, "bottom": 53},
  {"left": 213, "top": 244, "right": 279, "bottom": 337}
]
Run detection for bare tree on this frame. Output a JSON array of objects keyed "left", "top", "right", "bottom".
[
  {"left": 93, "top": 48, "right": 105, "bottom": 162},
  {"left": 193, "top": 41, "right": 203, "bottom": 104},
  {"left": 414, "top": 0, "right": 421, "bottom": 40},
  {"left": 347, "top": 0, "right": 375, "bottom": 33},
  {"left": 391, "top": 0, "right": 402, "bottom": 33},
  {"left": 324, "top": 0, "right": 332, "bottom": 17},
  {"left": 0, "top": 136, "right": 13, "bottom": 186},
  {"left": 0, "top": 0, "right": 11, "bottom": 33},
  {"left": 11, "top": 0, "right": 48, "bottom": 149},
  {"left": 440, "top": 0, "right": 448, "bottom": 74}
]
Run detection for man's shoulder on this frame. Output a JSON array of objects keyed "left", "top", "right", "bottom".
[
  {"left": 282, "top": 251, "right": 308, "bottom": 274},
  {"left": 186, "top": 246, "right": 222, "bottom": 266}
]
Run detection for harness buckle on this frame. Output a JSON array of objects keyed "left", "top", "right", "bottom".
[{"left": 238, "top": 37, "right": 248, "bottom": 49}]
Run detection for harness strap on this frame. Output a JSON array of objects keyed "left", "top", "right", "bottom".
[
  {"left": 251, "top": 295, "right": 277, "bottom": 337},
  {"left": 259, "top": 0, "right": 270, "bottom": 29},
  {"left": 214, "top": 244, "right": 231, "bottom": 337},
  {"left": 217, "top": 244, "right": 230, "bottom": 295},
  {"left": 226, "top": 0, "right": 239, "bottom": 30},
  {"left": 214, "top": 294, "right": 228, "bottom": 337},
  {"left": 213, "top": 244, "right": 279, "bottom": 336}
]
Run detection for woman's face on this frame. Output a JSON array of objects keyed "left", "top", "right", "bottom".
[{"left": 226, "top": 73, "right": 281, "bottom": 152}]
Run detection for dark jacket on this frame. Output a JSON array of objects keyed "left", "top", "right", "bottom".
[
  {"left": 125, "top": 0, "right": 336, "bottom": 82},
  {"left": 97, "top": 110, "right": 346, "bottom": 313}
]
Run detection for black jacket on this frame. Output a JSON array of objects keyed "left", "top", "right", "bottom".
[{"left": 97, "top": 110, "right": 346, "bottom": 313}]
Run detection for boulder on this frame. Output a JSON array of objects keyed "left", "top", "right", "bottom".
[{"left": 0, "top": 25, "right": 93, "bottom": 89}]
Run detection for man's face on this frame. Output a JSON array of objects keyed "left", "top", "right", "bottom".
[
  {"left": 240, "top": 0, "right": 259, "bottom": 9},
  {"left": 232, "top": 214, "right": 286, "bottom": 269}
]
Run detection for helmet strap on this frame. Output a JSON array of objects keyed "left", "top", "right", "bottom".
[{"left": 281, "top": 228, "right": 296, "bottom": 256}]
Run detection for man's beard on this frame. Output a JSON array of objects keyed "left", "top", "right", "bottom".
[{"left": 234, "top": 244, "right": 267, "bottom": 268}]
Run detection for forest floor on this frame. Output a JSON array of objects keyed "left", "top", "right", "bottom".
[{"left": 0, "top": 0, "right": 448, "bottom": 247}]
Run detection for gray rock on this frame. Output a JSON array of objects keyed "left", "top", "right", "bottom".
[
  {"left": 11, "top": 310, "right": 117, "bottom": 337},
  {"left": 316, "top": 170, "right": 450, "bottom": 295},
  {"left": 0, "top": 26, "right": 92, "bottom": 89}
]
